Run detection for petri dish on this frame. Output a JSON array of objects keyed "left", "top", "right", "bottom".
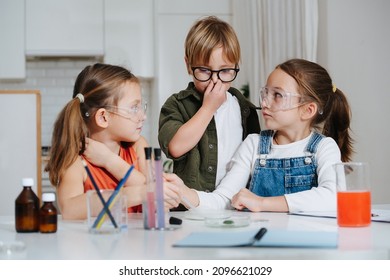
[
  {"left": 185, "top": 209, "right": 231, "bottom": 221},
  {"left": 204, "top": 215, "right": 250, "bottom": 228}
]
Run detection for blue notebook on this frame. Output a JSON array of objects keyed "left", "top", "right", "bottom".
[{"left": 173, "top": 229, "right": 338, "bottom": 248}]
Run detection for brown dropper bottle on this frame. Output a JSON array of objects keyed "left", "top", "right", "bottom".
[{"left": 15, "top": 178, "right": 40, "bottom": 233}]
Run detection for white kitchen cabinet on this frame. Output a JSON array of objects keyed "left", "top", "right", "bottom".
[
  {"left": 104, "top": 0, "right": 154, "bottom": 78},
  {"left": 25, "top": 0, "right": 104, "bottom": 57},
  {"left": 0, "top": 0, "right": 25, "bottom": 79}
]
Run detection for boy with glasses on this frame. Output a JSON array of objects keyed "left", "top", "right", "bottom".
[{"left": 158, "top": 16, "right": 260, "bottom": 202}]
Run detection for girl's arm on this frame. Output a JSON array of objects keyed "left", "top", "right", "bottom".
[
  {"left": 231, "top": 188, "right": 288, "bottom": 212},
  {"left": 132, "top": 135, "right": 149, "bottom": 176},
  {"left": 57, "top": 157, "right": 88, "bottom": 220},
  {"left": 163, "top": 173, "right": 200, "bottom": 208},
  {"left": 83, "top": 137, "right": 146, "bottom": 186}
]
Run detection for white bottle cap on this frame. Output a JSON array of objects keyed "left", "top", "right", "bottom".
[
  {"left": 42, "top": 193, "right": 56, "bottom": 202},
  {"left": 22, "top": 178, "right": 34, "bottom": 186}
]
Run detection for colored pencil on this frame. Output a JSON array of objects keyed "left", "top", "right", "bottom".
[
  {"left": 82, "top": 159, "right": 118, "bottom": 228},
  {"left": 93, "top": 165, "right": 134, "bottom": 229}
]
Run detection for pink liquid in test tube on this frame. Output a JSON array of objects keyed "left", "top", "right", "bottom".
[{"left": 146, "top": 191, "right": 156, "bottom": 228}]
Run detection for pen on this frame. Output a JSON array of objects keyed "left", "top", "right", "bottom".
[
  {"left": 82, "top": 159, "right": 118, "bottom": 228},
  {"left": 234, "top": 227, "right": 267, "bottom": 247}
]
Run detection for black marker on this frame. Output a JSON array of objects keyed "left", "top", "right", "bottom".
[
  {"left": 169, "top": 216, "right": 182, "bottom": 225},
  {"left": 252, "top": 227, "right": 267, "bottom": 244}
]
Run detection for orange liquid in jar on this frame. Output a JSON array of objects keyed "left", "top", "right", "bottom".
[{"left": 337, "top": 191, "right": 371, "bottom": 227}]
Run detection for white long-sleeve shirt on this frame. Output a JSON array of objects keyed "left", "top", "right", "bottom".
[{"left": 196, "top": 132, "right": 341, "bottom": 212}]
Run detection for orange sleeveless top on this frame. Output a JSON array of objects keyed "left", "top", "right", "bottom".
[{"left": 83, "top": 145, "right": 142, "bottom": 213}]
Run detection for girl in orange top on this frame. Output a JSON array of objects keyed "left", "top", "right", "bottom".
[{"left": 45, "top": 63, "right": 178, "bottom": 219}]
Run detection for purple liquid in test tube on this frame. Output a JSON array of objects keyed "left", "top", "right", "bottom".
[{"left": 154, "top": 148, "right": 165, "bottom": 229}]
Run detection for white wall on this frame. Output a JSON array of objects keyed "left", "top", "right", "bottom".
[
  {"left": 1, "top": 0, "right": 388, "bottom": 203},
  {"left": 317, "top": 0, "right": 390, "bottom": 203}
]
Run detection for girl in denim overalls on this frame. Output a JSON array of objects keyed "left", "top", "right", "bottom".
[
  {"left": 229, "top": 59, "right": 354, "bottom": 212},
  {"left": 167, "top": 58, "right": 354, "bottom": 213}
]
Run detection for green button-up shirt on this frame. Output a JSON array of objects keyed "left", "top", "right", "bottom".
[{"left": 158, "top": 82, "right": 260, "bottom": 192}]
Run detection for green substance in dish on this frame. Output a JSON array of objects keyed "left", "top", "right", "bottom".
[{"left": 223, "top": 219, "right": 234, "bottom": 225}]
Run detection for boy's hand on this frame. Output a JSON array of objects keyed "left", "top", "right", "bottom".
[{"left": 202, "top": 79, "right": 228, "bottom": 113}]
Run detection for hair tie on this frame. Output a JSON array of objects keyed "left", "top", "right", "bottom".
[
  {"left": 75, "top": 93, "right": 84, "bottom": 103},
  {"left": 332, "top": 84, "right": 337, "bottom": 93}
]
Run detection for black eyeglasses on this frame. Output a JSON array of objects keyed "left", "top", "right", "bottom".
[{"left": 191, "top": 67, "right": 240, "bottom": 83}]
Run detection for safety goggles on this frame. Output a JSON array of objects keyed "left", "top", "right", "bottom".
[
  {"left": 260, "top": 87, "right": 304, "bottom": 111},
  {"left": 105, "top": 101, "right": 147, "bottom": 122}
]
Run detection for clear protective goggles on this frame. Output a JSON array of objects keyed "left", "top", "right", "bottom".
[
  {"left": 260, "top": 87, "right": 304, "bottom": 112},
  {"left": 105, "top": 101, "right": 147, "bottom": 122}
]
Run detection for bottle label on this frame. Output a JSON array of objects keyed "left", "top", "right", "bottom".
[
  {"left": 41, "top": 215, "right": 57, "bottom": 225},
  {"left": 15, "top": 203, "right": 39, "bottom": 232}
]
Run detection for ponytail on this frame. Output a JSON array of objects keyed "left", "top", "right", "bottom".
[
  {"left": 322, "top": 88, "right": 354, "bottom": 162},
  {"left": 45, "top": 97, "right": 89, "bottom": 186}
]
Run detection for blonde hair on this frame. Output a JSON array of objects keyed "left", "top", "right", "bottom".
[
  {"left": 185, "top": 16, "right": 240, "bottom": 71},
  {"left": 45, "top": 63, "right": 139, "bottom": 186}
]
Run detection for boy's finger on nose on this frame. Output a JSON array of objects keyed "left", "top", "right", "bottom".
[{"left": 206, "top": 80, "right": 215, "bottom": 93}]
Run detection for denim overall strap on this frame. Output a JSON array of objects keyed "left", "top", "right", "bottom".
[
  {"left": 305, "top": 131, "right": 324, "bottom": 153},
  {"left": 302, "top": 131, "right": 324, "bottom": 165},
  {"left": 249, "top": 131, "right": 324, "bottom": 197},
  {"left": 257, "top": 130, "right": 274, "bottom": 166}
]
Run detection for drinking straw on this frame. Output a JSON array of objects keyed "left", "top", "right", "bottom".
[
  {"left": 93, "top": 165, "right": 134, "bottom": 229},
  {"left": 82, "top": 159, "right": 117, "bottom": 228}
]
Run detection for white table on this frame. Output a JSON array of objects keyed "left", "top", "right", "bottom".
[{"left": 1, "top": 205, "right": 390, "bottom": 260}]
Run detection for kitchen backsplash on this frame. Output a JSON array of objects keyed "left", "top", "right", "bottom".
[{"left": 0, "top": 58, "right": 152, "bottom": 147}]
